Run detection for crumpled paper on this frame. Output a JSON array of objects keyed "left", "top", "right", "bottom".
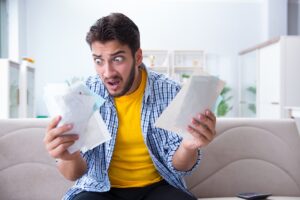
[{"left": 44, "top": 82, "right": 111, "bottom": 153}]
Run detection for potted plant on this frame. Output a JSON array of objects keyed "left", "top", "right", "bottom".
[{"left": 217, "top": 86, "right": 233, "bottom": 117}]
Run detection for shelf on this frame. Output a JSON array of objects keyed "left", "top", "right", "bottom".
[
  {"left": 143, "top": 50, "right": 169, "bottom": 68},
  {"left": 143, "top": 50, "right": 205, "bottom": 84},
  {"left": 174, "top": 66, "right": 200, "bottom": 71},
  {"left": 174, "top": 50, "right": 204, "bottom": 68},
  {"left": 148, "top": 66, "right": 169, "bottom": 71},
  {"left": 0, "top": 59, "right": 20, "bottom": 118}
]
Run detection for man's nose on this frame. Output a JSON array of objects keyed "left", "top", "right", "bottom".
[{"left": 102, "top": 62, "right": 115, "bottom": 78}]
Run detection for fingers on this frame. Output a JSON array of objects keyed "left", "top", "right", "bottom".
[
  {"left": 187, "top": 125, "right": 209, "bottom": 143},
  {"left": 47, "top": 116, "right": 61, "bottom": 132},
  {"left": 197, "top": 110, "right": 216, "bottom": 132},
  {"left": 44, "top": 123, "right": 73, "bottom": 144},
  {"left": 44, "top": 116, "right": 77, "bottom": 160},
  {"left": 205, "top": 109, "right": 216, "bottom": 123},
  {"left": 196, "top": 113, "right": 215, "bottom": 135},
  {"left": 188, "top": 119, "right": 214, "bottom": 142},
  {"left": 48, "top": 141, "right": 76, "bottom": 159},
  {"left": 47, "top": 134, "right": 79, "bottom": 152},
  {"left": 187, "top": 109, "right": 217, "bottom": 144},
  {"left": 45, "top": 115, "right": 63, "bottom": 143}
]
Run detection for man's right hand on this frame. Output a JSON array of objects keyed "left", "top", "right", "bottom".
[
  {"left": 43, "top": 116, "right": 80, "bottom": 161},
  {"left": 43, "top": 116, "right": 87, "bottom": 181}
]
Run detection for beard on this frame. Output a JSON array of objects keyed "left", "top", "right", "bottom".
[{"left": 105, "top": 60, "right": 136, "bottom": 97}]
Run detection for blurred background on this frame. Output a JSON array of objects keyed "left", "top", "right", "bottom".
[{"left": 0, "top": 0, "right": 299, "bottom": 118}]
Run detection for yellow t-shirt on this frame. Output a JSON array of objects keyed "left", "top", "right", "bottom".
[{"left": 108, "top": 69, "right": 162, "bottom": 188}]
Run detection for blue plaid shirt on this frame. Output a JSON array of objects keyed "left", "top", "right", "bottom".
[{"left": 63, "top": 67, "right": 202, "bottom": 200}]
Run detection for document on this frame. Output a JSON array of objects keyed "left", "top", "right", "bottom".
[
  {"left": 44, "top": 82, "right": 111, "bottom": 153},
  {"left": 155, "top": 75, "right": 225, "bottom": 139}
]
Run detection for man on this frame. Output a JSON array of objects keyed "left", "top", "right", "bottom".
[{"left": 44, "top": 13, "right": 216, "bottom": 200}]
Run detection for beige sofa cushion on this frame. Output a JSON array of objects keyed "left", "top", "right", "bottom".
[
  {"left": 185, "top": 118, "right": 300, "bottom": 199},
  {"left": 0, "top": 119, "right": 73, "bottom": 200},
  {"left": 1, "top": 118, "right": 300, "bottom": 200}
]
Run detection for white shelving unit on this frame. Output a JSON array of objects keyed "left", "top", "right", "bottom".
[
  {"left": 0, "top": 59, "right": 20, "bottom": 118},
  {"left": 19, "top": 58, "right": 35, "bottom": 118},
  {"left": 0, "top": 58, "right": 35, "bottom": 118},
  {"left": 142, "top": 50, "right": 169, "bottom": 76},
  {"left": 143, "top": 50, "right": 205, "bottom": 83},
  {"left": 238, "top": 36, "right": 300, "bottom": 118},
  {"left": 172, "top": 50, "right": 204, "bottom": 83}
]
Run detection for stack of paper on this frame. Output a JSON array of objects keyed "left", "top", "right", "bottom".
[
  {"left": 44, "top": 82, "right": 111, "bottom": 153},
  {"left": 155, "top": 75, "right": 225, "bottom": 139}
]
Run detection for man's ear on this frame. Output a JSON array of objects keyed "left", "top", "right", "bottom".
[{"left": 135, "top": 48, "right": 143, "bottom": 67}]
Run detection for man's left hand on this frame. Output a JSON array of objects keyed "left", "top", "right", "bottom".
[{"left": 183, "top": 109, "right": 216, "bottom": 150}]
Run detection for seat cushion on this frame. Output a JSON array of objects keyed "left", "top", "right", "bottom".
[
  {"left": 186, "top": 118, "right": 300, "bottom": 198},
  {"left": 0, "top": 119, "right": 73, "bottom": 200}
]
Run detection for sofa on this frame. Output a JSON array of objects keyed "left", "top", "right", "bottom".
[{"left": 1, "top": 118, "right": 300, "bottom": 200}]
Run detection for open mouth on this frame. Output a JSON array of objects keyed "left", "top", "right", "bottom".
[{"left": 106, "top": 79, "right": 121, "bottom": 91}]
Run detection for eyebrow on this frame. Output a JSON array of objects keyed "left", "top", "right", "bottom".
[{"left": 92, "top": 50, "right": 126, "bottom": 58}]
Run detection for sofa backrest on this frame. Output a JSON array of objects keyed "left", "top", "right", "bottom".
[
  {"left": 185, "top": 118, "right": 300, "bottom": 198},
  {"left": 0, "top": 119, "right": 73, "bottom": 200},
  {"left": 1, "top": 118, "right": 300, "bottom": 200}
]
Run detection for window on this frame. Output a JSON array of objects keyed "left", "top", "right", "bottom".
[{"left": 0, "top": 0, "right": 8, "bottom": 58}]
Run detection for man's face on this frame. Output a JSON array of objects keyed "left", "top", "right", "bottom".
[{"left": 91, "top": 40, "right": 142, "bottom": 97}]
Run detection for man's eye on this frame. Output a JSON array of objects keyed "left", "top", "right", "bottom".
[
  {"left": 113, "top": 56, "right": 124, "bottom": 62},
  {"left": 94, "top": 58, "right": 102, "bottom": 65}
]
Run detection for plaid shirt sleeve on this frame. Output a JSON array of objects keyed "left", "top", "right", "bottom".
[
  {"left": 151, "top": 77, "right": 202, "bottom": 177},
  {"left": 165, "top": 132, "right": 202, "bottom": 176}
]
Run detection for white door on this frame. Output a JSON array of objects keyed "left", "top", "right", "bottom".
[{"left": 258, "top": 42, "right": 281, "bottom": 118}]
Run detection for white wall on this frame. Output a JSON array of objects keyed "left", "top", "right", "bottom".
[
  {"left": 288, "top": 0, "right": 300, "bottom": 35},
  {"left": 7, "top": 0, "right": 19, "bottom": 61},
  {"left": 24, "top": 0, "right": 263, "bottom": 116},
  {"left": 261, "top": 0, "right": 287, "bottom": 40},
  {"left": 0, "top": 0, "right": 9, "bottom": 57}
]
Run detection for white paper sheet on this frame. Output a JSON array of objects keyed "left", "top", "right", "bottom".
[
  {"left": 155, "top": 75, "right": 225, "bottom": 139},
  {"left": 44, "top": 82, "right": 111, "bottom": 154}
]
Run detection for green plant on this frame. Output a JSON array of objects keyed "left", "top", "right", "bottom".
[
  {"left": 247, "top": 86, "right": 256, "bottom": 94},
  {"left": 248, "top": 103, "right": 256, "bottom": 113},
  {"left": 246, "top": 86, "right": 256, "bottom": 114},
  {"left": 181, "top": 73, "right": 190, "bottom": 79},
  {"left": 217, "top": 86, "right": 233, "bottom": 117}
]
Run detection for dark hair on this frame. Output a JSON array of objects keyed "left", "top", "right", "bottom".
[{"left": 86, "top": 13, "right": 140, "bottom": 56}]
